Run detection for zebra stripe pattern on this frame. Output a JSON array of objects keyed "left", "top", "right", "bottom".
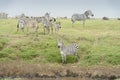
[
  {"left": 17, "top": 18, "right": 39, "bottom": 32},
  {"left": 41, "top": 17, "right": 53, "bottom": 34},
  {"left": 58, "top": 40, "right": 79, "bottom": 64},
  {"left": 54, "top": 22, "right": 61, "bottom": 32},
  {"left": 71, "top": 10, "right": 94, "bottom": 27}
]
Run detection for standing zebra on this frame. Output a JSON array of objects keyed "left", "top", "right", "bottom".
[
  {"left": 41, "top": 17, "right": 53, "bottom": 34},
  {"left": 17, "top": 18, "right": 39, "bottom": 32},
  {"left": 17, "top": 19, "right": 25, "bottom": 32},
  {"left": 54, "top": 22, "right": 61, "bottom": 33},
  {"left": 58, "top": 40, "right": 79, "bottom": 64},
  {"left": 44, "top": 12, "right": 50, "bottom": 21},
  {"left": 41, "top": 13, "right": 56, "bottom": 34},
  {"left": 71, "top": 10, "right": 94, "bottom": 27}
]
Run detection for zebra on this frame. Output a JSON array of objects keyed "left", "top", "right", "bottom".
[
  {"left": 57, "top": 40, "right": 79, "bottom": 64},
  {"left": 71, "top": 10, "right": 94, "bottom": 27},
  {"left": 17, "top": 17, "right": 39, "bottom": 33},
  {"left": 117, "top": 18, "right": 120, "bottom": 20},
  {"left": 44, "top": 12, "right": 50, "bottom": 21},
  {"left": 17, "top": 19, "right": 25, "bottom": 32},
  {"left": 102, "top": 17, "right": 109, "bottom": 20},
  {"left": 54, "top": 22, "right": 61, "bottom": 32},
  {"left": 41, "top": 16, "right": 53, "bottom": 34},
  {"left": 41, "top": 13, "right": 56, "bottom": 34},
  {"left": 33, "top": 17, "right": 42, "bottom": 23}
]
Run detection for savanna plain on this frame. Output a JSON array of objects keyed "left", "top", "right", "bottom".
[{"left": 0, "top": 18, "right": 120, "bottom": 80}]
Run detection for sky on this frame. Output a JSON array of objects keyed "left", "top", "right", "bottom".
[{"left": 0, "top": 0, "right": 120, "bottom": 18}]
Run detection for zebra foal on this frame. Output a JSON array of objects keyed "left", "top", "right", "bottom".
[{"left": 54, "top": 22, "right": 61, "bottom": 32}]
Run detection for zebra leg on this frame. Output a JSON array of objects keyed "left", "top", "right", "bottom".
[
  {"left": 71, "top": 19, "right": 75, "bottom": 27},
  {"left": 36, "top": 26, "right": 39, "bottom": 32},
  {"left": 27, "top": 27, "right": 29, "bottom": 32},
  {"left": 21, "top": 28, "right": 24, "bottom": 32},
  {"left": 83, "top": 20, "right": 85, "bottom": 27},
  {"left": 61, "top": 55, "right": 64, "bottom": 64},
  {"left": 16, "top": 24, "right": 19, "bottom": 32},
  {"left": 55, "top": 28, "right": 56, "bottom": 33},
  {"left": 17, "top": 28, "right": 19, "bottom": 32},
  {"left": 51, "top": 26, "right": 53, "bottom": 34},
  {"left": 72, "top": 21, "right": 74, "bottom": 27},
  {"left": 48, "top": 28, "right": 50, "bottom": 34},
  {"left": 61, "top": 55, "right": 66, "bottom": 64},
  {"left": 64, "top": 55, "right": 66, "bottom": 64},
  {"left": 75, "top": 53, "right": 78, "bottom": 62},
  {"left": 43, "top": 27, "right": 46, "bottom": 35},
  {"left": 55, "top": 27, "right": 58, "bottom": 33}
]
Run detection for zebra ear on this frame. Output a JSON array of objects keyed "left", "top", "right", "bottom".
[
  {"left": 73, "top": 41, "right": 79, "bottom": 44},
  {"left": 57, "top": 39, "right": 62, "bottom": 43},
  {"left": 57, "top": 39, "right": 61, "bottom": 42}
]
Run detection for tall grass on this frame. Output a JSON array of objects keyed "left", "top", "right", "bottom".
[{"left": 0, "top": 18, "right": 120, "bottom": 66}]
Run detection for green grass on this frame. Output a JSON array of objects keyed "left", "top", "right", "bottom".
[{"left": 0, "top": 18, "right": 120, "bottom": 66}]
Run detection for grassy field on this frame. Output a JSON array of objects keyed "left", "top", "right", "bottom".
[{"left": 0, "top": 18, "right": 120, "bottom": 66}]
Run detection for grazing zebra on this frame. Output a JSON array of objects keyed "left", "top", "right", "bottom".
[
  {"left": 54, "top": 22, "right": 61, "bottom": 32},
  {"left": 57, "top": 40, "right": 79, "bottom": 64},
  {"left": 117, "top": 18, "right": 120, "bottom": 20},
  {"left": 102, "top": 17, "right": 109, "bottom": 20},
  {"left": 71, "top": 10, "right": 94, "bottom": 27},
  {"left": 17, "top": 18, "right": 39, "bottom": 32}
]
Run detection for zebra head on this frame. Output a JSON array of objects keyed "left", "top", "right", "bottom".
[
  {"left": 57, "top": 40, "right": 64, "bottom": 48},
  {"left": 56, "top": 22, "right": 61, "bottom": 28},
  {"left": 73, "top": 43, "right": 79, "bottom": 49},
  {"left": 84, "top": 10, "right": 94, "bottom": 18},
  {"left": 18, "top": 19, "right": 25, "bottom": 26},
  {"left": 49, "top": 17, "right": 56, "bottom": 22},
  {"left": 45, "top": 12, "right": 50, "bottom": 21}
]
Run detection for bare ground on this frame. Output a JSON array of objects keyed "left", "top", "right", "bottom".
[{"left": 0, "top": 61, "right": 120, "bottom": 80}]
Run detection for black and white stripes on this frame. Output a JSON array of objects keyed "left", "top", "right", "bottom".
[
  {"left": 58, "top": 40, "right": 79, "bottom": 64},
  {"left": 17, "top": 18, "right": 39, "bottom": 32},
  {"left": 71, "top": 10, "right": 94, "bottom": 27}
]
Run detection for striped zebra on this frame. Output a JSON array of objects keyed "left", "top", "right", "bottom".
[
  {"left": 54, "top": 22, "right": 61, "bottom": 32},
  {"left": 71, "top": 10, "right": 94, "bottom": 27},
  {"left": 41, "top": 13, "right": 56, "bottom": 34},
  {"left": 41, "top": 16, "right": 53, "bottom": 34},
  {"left": 57, "top": 40, "right": 79, "bottom": 64},
  {"left": 33, "top": 17, "right": 42, "bottom": 23},
  {"left": 17, "top": 19, "right": 25, "bottom": 32},
  {"left": 17, "top": 18, "right": 39, "bottom": 32}
]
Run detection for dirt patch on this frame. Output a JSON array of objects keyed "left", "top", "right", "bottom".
[{"left": 0, "top": 61, "right": 120, "bottom": 80}]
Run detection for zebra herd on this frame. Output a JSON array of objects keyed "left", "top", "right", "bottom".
[
  {"left": 17, "top": 10, "right": 94, "bottom": 34},
  {"left": 17, "top": 12, "right": 61, "bottom": 34},
  {"left": 17, "top": 10, "right": 94, "bottom": 64},
  {"left": 17, "top": 17, "right": 39, "bottom": 32}
]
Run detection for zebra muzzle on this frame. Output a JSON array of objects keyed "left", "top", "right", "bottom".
[{"left": 58, "top": 46, "right": 60, "bottom": 48}]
